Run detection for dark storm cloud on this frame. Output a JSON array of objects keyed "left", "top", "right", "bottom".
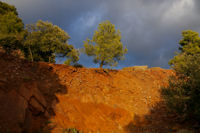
[
  {"left": 102, "top": 0, "right": 200, "bottom": 68},
  {"left": 3, "top": 0, "right": 200, "bottom": 68}
]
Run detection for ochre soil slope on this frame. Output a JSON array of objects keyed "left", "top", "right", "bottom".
[{"left": 0, "top": 53, "right": 176, "bottom": 133}]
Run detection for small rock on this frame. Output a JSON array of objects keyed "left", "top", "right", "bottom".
[
  {"left": 29, "top": 96, "right": 45, "bottom": 115},
  {"left": 176, "top": 129, "right": 194, "bottom": 133}
]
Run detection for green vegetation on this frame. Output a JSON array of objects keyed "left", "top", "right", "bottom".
[
  {"left": 162, "top": 30, "right": 200, "bottom": 122},
  {"left": 0, "top": 1, "right": 79, "bottom": 65},
  {"left": 24, "top": 20, "right": 79, "bottom": 63},
  {"left": 72, "top": 63, "right": 84, "bottom": 68},
  {"left": 0, "top": 1, "right": 24, "bottom": 54},
  {"left": 83, "top": 20, "right": 127, "bottom": 68},
  {"left": 1, "top": 2, "right": 129, "bottom": 67},
  {"left": 62, "top": 128, "right": 82, "bottom": 133}
]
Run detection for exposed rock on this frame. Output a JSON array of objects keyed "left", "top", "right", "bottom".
[
  {"left": 122, "top": 65, "right": 148, "bottom": 71},
  {"left": 19, "top": 82, "right": 47, "bottom": 108},
  {"left": 0, "top": 89, "right": 27, "bottom": 133},
  {"left": 28, "top": 96, "right": 45, "bottom": 115},
  {"left": 176, "top": 129, "right": 194, "bottom": 133},
  {"left": 0, "top": 52, "right": 185, "bottom": 133},
  {"left": 149, "top": 67, "right": 163, "bottom": 70}
]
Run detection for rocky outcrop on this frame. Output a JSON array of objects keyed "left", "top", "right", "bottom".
[
  {"left": 1, "top": 53, "right": 184, "bottom": 133},
  {"left": 122, "top": 65, "right": 148, "bottom": 71},
  {"left": 0, "top": 82, "right": 48, "bottom": 133},
  {"left": 0, "top": 53, "right": 66, "bottom": 133}
]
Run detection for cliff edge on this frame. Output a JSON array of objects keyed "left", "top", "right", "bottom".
[{"left": 0, "top": 53, "right": 175, "bottom": 133}]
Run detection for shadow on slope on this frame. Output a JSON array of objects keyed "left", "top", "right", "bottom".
[
  {"left": 124, "top": 90, "right": 200, "bottom": 132},
  {"left": 124, "top": 101, "right": 178, "bottom": 133},
  {"left": 0, "top": 52, "right": 67, "bottom": 133}
]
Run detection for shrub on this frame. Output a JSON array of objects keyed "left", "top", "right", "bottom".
[{"left": 162, "top": 30, "right": 200, "bottom": 122}]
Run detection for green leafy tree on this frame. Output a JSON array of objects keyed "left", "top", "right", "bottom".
[
  {"left": 24, "top": 20, "right": 79, "bottom": 64},
  {"left": 0, "top": 1, "right": 24, "bottom": 54},
  {"left": 83, "top": 20, "right": 127, "bottom": 68},
  {"left": 162, "top": 30, "right": 200, "bottom": 121}
]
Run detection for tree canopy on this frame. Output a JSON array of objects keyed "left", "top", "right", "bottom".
[
  {"left": 83, "top": 20, "right": 127, "bottom": 68},
  {"left": 0, "top": 2, "right": 79, "bottom": 65},
  {"left": 162, "top": 30, "right": 200, "bottom": 122},
  {"left": 24, "top": 20, "right": 79, "bottom": 64},
  {"left": 0, "top": 1, "right": 24, "bottom": 53}
]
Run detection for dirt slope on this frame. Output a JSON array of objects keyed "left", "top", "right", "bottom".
[{"left": 0, "top": 53, "right": 175, "bottom": 133}]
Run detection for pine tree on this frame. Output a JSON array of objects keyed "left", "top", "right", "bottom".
[
  {"left": 24, "top": 20, "right": 79, "bottom": 64},
  {"left": 162, "top": 30, "right": 200, "bottom": 121},
  {"left": 0, "top": 1, "right": 24, "bottom": 54},
  {"left": 83, "top": 20, "right": 127, "bottom": 68}
]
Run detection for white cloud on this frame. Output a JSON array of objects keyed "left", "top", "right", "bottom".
[{"left": 162, "top": 0, "right": 195, "bottom": 25}]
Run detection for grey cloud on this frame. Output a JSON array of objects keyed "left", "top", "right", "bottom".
[{"left": 3, "top": 0, "right": 200, "bottom": 68}]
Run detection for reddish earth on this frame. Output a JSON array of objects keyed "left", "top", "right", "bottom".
[{"left": 0, "top": 53, "right": 180, "bottom": 133}]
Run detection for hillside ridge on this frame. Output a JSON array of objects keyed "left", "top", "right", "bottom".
[{"left": 0, "top": 53, "right": 176, "bottom": 133}]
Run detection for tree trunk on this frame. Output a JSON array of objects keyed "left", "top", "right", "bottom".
[
  {"left": 100, "top": 60, "right": 104, "bottom": 68},
  {"left": 28, "top": 46, "right": 33, "bottom": 62}
]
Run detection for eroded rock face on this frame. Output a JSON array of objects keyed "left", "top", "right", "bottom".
[
  {"left": 0, "top": 89, "right": 27, "bottom": 133},
  {"left": 0, "top": 53, "right": 177, "bottom": 133},
  {"left": 19, "top": 83, "right": 47, "bottom": 115},
  {"left": 0, "top": 82, "right": 48, "bottom": 133},
  {"left": 0, "top": 53, "right": 67, "bottom": 133},
  {"left": 49, "top": 67, "right": 174, "bottom": 133}
]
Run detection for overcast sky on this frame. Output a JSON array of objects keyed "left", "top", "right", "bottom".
[{"left": 3, "top": 0, "right": 200, "bottom": 68}]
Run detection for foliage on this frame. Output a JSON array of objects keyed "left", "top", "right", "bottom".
[
  {"left": 178, "top": 30, "right": 200, "bottom": 53},
  {"left": 83, "top": 20, "right": 127, "bottom": 68},
  {"left": 162, "top": 30, "right": 200, "bottom": 121},
  {"left": 0, "top": 1, "right": 24, "bottom": 54},
  {"left": 0, "top": 2, "right": 79, "bottom": 64},
  {"left": 24, "top": 20, "right": 79, "bottom": 63},
  {"left": 0, "top": 1, "right": 18, "bottom": 15},
  {"left": 62, "top": 128, "right": 82, "bottom": 133},
  {"left": 73, "top": 63, "right": 84, "bottom": 68}
]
